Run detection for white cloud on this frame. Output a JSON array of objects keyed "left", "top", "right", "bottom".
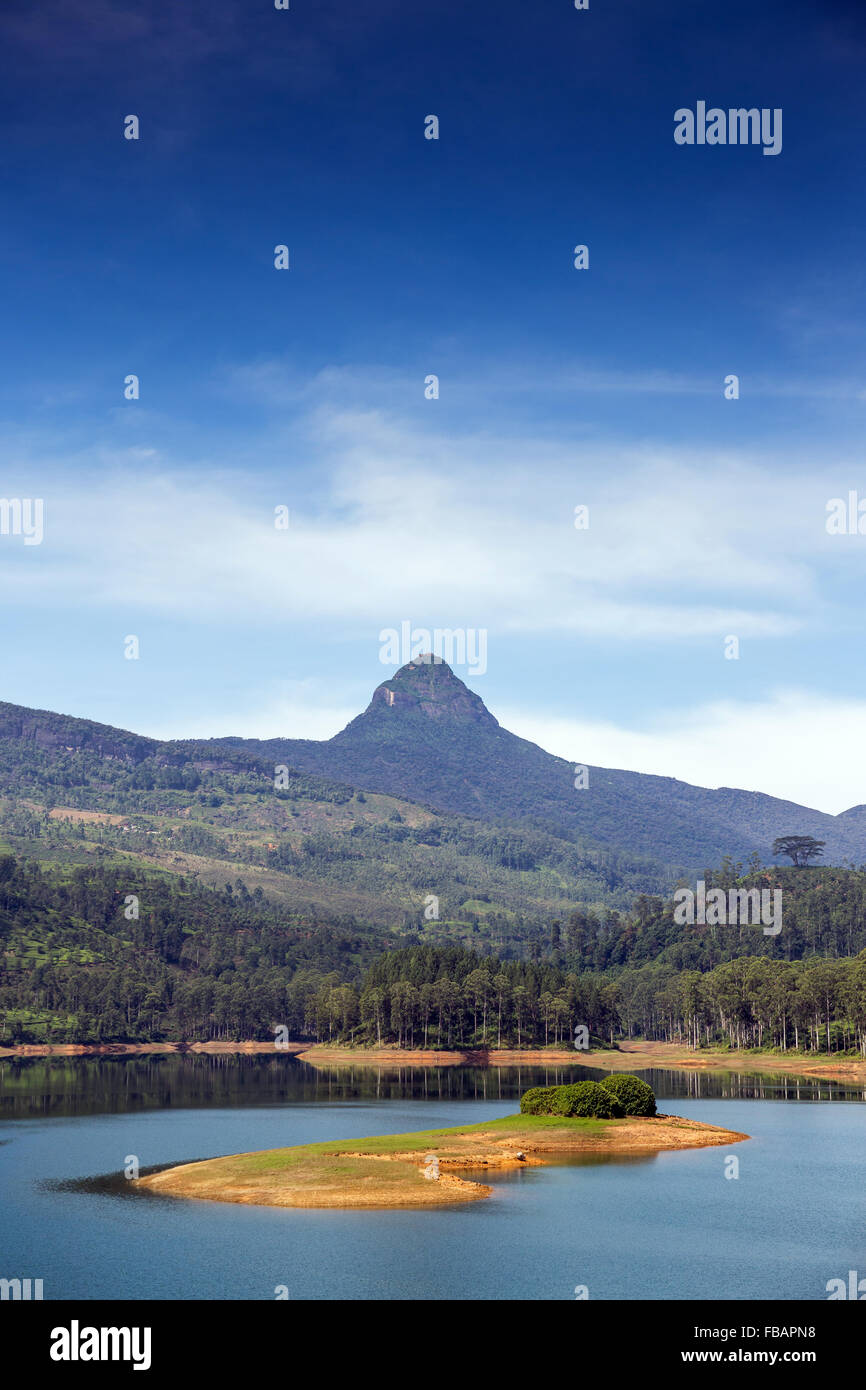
[
  {"left": 498, "top": 690, "right": 866, "bottom": 817},
  {"left": 0, "top": 409, "right": 846, "bottom": 646}
]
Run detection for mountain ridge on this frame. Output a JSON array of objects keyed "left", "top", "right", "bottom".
[{"left": 1, "top": 658, "right": 864, "bottom": 871}]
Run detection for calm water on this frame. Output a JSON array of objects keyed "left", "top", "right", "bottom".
[{"left": 1, "top": 1055, "right": 864, "bottom": 1301}]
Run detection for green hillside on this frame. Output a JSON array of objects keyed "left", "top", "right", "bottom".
[
  {"left": 3, "top": 661, "right": 866, "bottom": 1047},
  {"left": 3, "top": 659, "right": 866, "bottom": 890}
]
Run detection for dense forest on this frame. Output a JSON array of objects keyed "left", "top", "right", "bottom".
[
  {"left": 0, "top": 856, "right": 384, "bottom": 1043},
  {"left": 317, "top": 945, "right": 866, "bottom": 1056},
  {"left": 3, "top": 853, "right": 866, "bottom": 1055},
  {"left": 561, "top": 860, "right": 866, "bottom": 969}
]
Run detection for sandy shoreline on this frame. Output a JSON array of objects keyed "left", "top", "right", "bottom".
[
  {"left": 137, "top": 1111, "right": 749, "bottom": 1209},
  {"left": 2, "top": 1038, "right": 864, "bottom": 1083},
  {"left": 0, "top": 1041, "right": 310, "bottom": 1059}
]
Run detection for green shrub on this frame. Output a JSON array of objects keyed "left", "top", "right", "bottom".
[
  {"left": 599, "top": 1073, "right": 657, "bottom": 1116},
  {"left": 520, "top": 1086, "right": 558, "bottom": 1114},
  {"left": 551, "top": 1081, "right": 623, "bottom": 1118},
  {"left": 519, "top": 1081, "right": 623, "bottom": 1118}
]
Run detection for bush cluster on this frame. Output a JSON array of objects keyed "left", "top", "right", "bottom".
[
  {"left": 599, "top": 1073, "right": 656, "bottom": 1116},
  {"left": 519, "top": 1074, "right": 656, "bottom": 1119}
]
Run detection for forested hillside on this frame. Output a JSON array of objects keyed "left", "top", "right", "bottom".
[
  {"left": 4, "top": 656, "right": 866, "bottom": 883},
  {"left": 0, "top": 684, "right": 681, "bottom": 951},
  {"left": 4, "top": 663, "right": 866, "bottom": 1050},
  {"left": 230, "top": 659, "right": 866, "bottom": 866},
  {"left": 0, "top": 856, "right": 383, "bottom": 1044},
  {"left": 561, "top": 862, "right": 866, "bottom": 971},
  {"left": 3, "top": 851, "right": 866, "bottom": 1052}
]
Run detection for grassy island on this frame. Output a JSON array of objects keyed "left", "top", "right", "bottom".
[{"left": 137, "top": 1079, "right": 748, "bottom": 1210}]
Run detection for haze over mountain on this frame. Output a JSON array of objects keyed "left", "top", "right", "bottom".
[{"left": 3, "top": 657, "right": 865, "bottom": 873}]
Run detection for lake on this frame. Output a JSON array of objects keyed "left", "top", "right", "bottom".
[{"left": 1, "top": 1055, "right": 863, "bottom": 1301}]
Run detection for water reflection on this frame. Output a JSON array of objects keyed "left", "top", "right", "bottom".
[{"left": 0, "top": 1053, "right": 863, "bottom": 1120}]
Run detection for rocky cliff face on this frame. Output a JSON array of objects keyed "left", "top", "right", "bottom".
[{"left": 0, "top": 700, "right": 154, "bottom": 762}]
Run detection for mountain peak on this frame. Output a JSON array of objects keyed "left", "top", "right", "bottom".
[{"left": 337, "top": 656, "right": 499, "bottom": 736}]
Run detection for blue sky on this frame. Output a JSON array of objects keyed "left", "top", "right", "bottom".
[{"left": 2, "top": 0, "right": 866, "bottom": 812}]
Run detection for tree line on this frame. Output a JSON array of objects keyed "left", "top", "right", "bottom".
[{"left": 299, "top": 945, "right": 866, "bottom": 1056}]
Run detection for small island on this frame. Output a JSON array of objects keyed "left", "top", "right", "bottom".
[{"left": 137, "top": 1077, "right": 749, "bottom": 1209}]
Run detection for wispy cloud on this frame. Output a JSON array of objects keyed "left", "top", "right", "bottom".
[
  {"left": 0, "top": 407, "right": 835, "bottom": 644},
  {"left": 499, "top": 689, "right": 866, "bottom": 817},
  {"left": 222, "top": 356, "right": 866, "bottom": 409}
]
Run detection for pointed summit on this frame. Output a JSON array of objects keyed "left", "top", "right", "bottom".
[
  {"left": 344, "top": 656, "right": 499, "bottom": 733},
  {"left": 322, "top": 653, "right": 506, "bottom": 812}
]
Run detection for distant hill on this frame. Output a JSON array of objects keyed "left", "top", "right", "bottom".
[
  {"left": 202, "top": 658, "right": 866, "bottom": 869},
  {"left": 0, "top": 681, "right": 675, "bottom": 952},
  {"left": 1, "top": 658, "right": 865, "bottom": 886}
]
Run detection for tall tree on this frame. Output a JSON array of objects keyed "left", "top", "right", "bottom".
[{"left": 772, "top": 835, "right": 826, "bottom": 867}]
